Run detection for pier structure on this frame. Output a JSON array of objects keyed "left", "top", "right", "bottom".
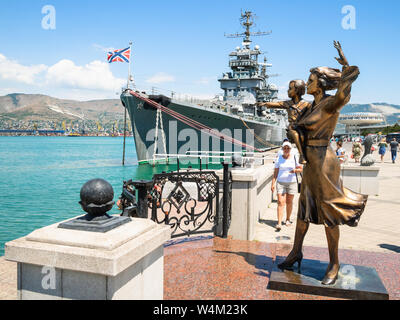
[{"left": 0, "top": 129, "right": 66, "bottom": 136}]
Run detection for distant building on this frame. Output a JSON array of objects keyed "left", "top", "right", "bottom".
[{"left": 336, "top": 112, "right": 386, "bottom": 135}]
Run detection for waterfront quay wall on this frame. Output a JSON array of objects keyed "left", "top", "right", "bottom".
[{"left": 0, "top": 130, "right": 66, "bottom": 136}]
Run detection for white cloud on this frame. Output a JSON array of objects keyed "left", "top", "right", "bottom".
[
  {"left": 46, "top": 59, "right": 125, "bottom": 92},
  {"left": 0, "top": 54, "right": 47, "bottom": 84},
  {"left": 0, "top": 53, "right": 126, "bottom": 100},
  {"left": 93, "top": 43, "right": 115, "bottom": 53},
  {"left": 145, "top": 72, "right": 175, "bottom": 84},
  {"left": 0, "top": 87, "right": 21, "bottom": 95}
]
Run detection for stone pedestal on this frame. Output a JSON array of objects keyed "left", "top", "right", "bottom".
[
  {"left": 268, "top": 257, "right": 389, "bottom": 300},
  {"left": 341, "top": 165, "right": 380, "bottom": 195},
  {"left": 217, "top": 164, "right": 274, "bottom": 241},
  {"left": 5, "top": 217, "right": 171, "bottom": 300}
]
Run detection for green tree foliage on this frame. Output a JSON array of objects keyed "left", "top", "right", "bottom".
[{"left": 361, "top": 122, "right": 400, "bottom": 136}]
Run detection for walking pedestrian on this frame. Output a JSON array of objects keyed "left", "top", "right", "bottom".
[
  {"left": 390, "top": 138, "right": 399, "bottom": 163},
  {"left": 336, "top": 140, "right": 346, "bottom": 163},
  {"left": 352, "top": 139, "right": 362, "bottom": 163},
  {"left": 378, "top": 138, "right": 388, "bottom": 163},
  {"left": 271, "top": 142, "right": 302, "bottom": 231}
]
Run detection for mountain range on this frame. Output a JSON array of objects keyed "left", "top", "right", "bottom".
[
  {"left": 0, "top": 93, "right": 399, "bottom": 124},
  {"left": 342, "top": 103, "right": 400, "bottom": 124},
  {"left": 0, "top": 93, "right": 123, "bottom": 123}
]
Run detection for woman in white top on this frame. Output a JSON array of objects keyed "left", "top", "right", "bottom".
[
  {"left": 336, "top": 140, "right": 346, "bottom": 164},
  {"left": 271, "top": 141, "right": 303, "bottom": 231}
]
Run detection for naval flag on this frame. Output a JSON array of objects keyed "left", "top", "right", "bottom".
[{"left": 107, "top": 47, "right": 131, "bottom": 63}]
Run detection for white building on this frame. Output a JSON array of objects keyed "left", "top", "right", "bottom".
[{"left": 337, "top": 112, "right": 386, "bottom": 135}]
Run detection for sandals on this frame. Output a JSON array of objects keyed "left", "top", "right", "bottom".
[{"left": 276, "top": 221, "right": 292, "bottom": 230}]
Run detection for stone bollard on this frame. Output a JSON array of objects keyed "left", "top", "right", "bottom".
[
  {"left": 5, "top": 178, "right": 171, "bottom": 300},
  {"left": 341, "top": 165, "right": 380, "bottom": 195},
  {"left": 217, "top": 164, "right": 274, "bottom": 241}
]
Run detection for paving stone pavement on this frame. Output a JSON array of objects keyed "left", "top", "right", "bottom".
[
  {"left": 0, "top": 257, "right": 17, "bottom": 300},
  {"left": 255, "top": 142, "right": 400, "bottom": 254}
]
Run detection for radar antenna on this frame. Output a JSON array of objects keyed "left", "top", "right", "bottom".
[{"left": 224, "top": 11, "right": 271, "bottom": 46}]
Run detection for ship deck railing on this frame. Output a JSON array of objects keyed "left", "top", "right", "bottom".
[
  {"left": 143, "top": 149, "right": 279, "bottom": 168},
  {"left": 141, "top": 86, "right": 285, "bottom": 125}
]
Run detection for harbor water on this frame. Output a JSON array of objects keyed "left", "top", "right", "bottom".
[{"left": 0, "top": 136, "right": 218, "bottom": 256}]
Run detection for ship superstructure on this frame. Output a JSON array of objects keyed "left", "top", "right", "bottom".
[
  {"left": 218, "top": 11, "right": 278, "bottom": 108},
  {"left": 121, "top": 11, "right": 287, "bottom": 164},
  {"left": 219, "top": 11, "right": 279, "bottom": 116}
]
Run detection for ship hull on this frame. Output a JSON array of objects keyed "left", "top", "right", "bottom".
[{"left": 121, "top": 92, "right": 286, "bottom": 163}]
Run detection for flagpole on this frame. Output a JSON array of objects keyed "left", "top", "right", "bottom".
[
  {"left": 127, "top": 41, "right": 133, "bottom": 89},
  {"left": 122, "top": 106, "right": 127, "bottom": 166},
  {"left": 123, "top": 41, "right": 132, "bottom": 166}
]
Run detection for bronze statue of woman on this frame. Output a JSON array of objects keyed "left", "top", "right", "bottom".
[{"left": 278, "top": 41, "right": 368, "bottom": 285}]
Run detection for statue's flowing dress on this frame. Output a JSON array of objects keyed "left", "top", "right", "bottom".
[{"left": 297, "top": 66, "right": 368, "bottom": 227}]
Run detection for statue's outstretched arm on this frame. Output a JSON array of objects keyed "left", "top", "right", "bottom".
[
  {"left": 329, "top": 41, "right": 360, "bottom": 112},
  {"left": 258, "top": 101, "right": 288, "bottom": 109},
  {"left": 333, "top": 41, "right": 349, "bottom": 68}
]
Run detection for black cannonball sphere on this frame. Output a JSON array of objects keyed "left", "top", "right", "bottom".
[{"left": 79, "top": 178, "right": 114, "bottom": 216}]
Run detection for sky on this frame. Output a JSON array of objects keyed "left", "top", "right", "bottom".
[{"left": 0, "top": 0, "right": 399, "bottom": 104}]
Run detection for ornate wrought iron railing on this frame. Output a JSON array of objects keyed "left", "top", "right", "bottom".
[
  {"left": 119, "top": 166, "right": 232, "bottom": 239},
  {"left": 149, "top": 170, "right": 220, "bottom": 238}
]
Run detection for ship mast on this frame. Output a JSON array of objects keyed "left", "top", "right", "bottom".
[
  {"left": 219, "top": 11, "right": 278, "bottom": 105},
  {"left": 224, "top": 11, "right": 271, "bottom": 48}
]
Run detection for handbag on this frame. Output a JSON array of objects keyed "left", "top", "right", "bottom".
[{"left": 294, "top": 154, "right": 302, "bottom": 193}]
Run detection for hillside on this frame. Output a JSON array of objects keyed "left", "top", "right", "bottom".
[
  {"left": 1, "top": 93, "right": 400, "bottom": 125},
  {"left": 342, "top": 103, "right": 400, "bottom": 124},
  {"left": 0, "top": 93, "right": 123, "bottom": 122}
]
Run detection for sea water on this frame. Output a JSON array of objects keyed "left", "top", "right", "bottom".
[{"left": 0, "top": 136, "right": 211, "bottom": 256}]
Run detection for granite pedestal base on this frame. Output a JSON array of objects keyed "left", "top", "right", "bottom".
[
  {"left": 58, "top": 214, "right": 131, "bottom": 233},
  {"left": 341, "top": 165, "right": 380, "bottom": 195},
  {"left": 268, "top": 257, "right": 389, "bottom": 300},
  {"left": 5, "top": 216, "right": 171, "bottom": 300}
]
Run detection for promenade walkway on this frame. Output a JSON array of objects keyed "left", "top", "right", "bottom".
[
  {"left": 255, "top": 142, "right": 400, "bottom": 254},
  {"left": 1, "top": 142, "right": 399, "bottom": 300}
]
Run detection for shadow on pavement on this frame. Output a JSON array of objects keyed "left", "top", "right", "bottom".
[
  {"left": 214, "top": 250, "right": 274, "bottom": 278},
  {"left": 379, "top": 243, "right": 400, "bottom": 253},
  {"left": 259, "top": 218, "right": 278, "bottom": 228}
]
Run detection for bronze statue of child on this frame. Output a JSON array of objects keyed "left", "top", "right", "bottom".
[{"left": 258, "top": 80, "right": 311, "bottom": 164}]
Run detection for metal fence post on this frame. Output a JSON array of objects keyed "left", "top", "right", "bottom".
[
  {"left": 222, "top": 162, "right": 230, "bottom": 238},
  {"left": 132, "top": 180, "right": 153, "bottom": 218}
]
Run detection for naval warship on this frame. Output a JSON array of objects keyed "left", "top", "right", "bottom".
[{"left": 121, "top": 11, "right": 287, "bottom": 164}]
